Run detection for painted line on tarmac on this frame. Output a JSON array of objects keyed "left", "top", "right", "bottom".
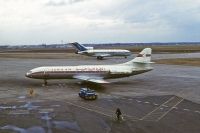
[
  {"left": 64, "top": 101, "right": 113, "bottom": 118},
  {"left": 64, "top": 101, "right": 139, "bottom": 121},
  {"left": 156, "top": 98, "right": 183, "bottom": 121},
  {"left": 136, "top": 100, "right": 142, "bottom": 103},
  {"left": 153, "top": 103, "right": 159, "bottom": 106},
  {"left": 73, "top": 100, "right": 114, "bottom": 114},
  {"left": 139, "top": 96, "right": 175, "bottom": 121},
  {"left": 194, "top": 110, "right": 200, "bottom": 114},
  {"left": 183, "top": 108, "right": 190, "bottom": 111}
]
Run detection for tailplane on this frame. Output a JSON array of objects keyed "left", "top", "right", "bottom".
[{"left": 70, "top": 42, "right": 88, "bottom": 51}]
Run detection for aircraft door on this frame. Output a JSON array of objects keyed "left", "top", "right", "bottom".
[{"left": 44, "top": 70, "right": 49, "bottom": 79}]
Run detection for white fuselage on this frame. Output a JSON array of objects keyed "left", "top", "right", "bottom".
[
  {"left": 78, "top": 49, "right": 131, "bottom": 57},
  {"left": 26, "top": 64, "right": 152, "bottom": 80}
]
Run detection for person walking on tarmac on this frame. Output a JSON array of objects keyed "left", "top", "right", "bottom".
[{"left": 115, "top": 108, "right": 122, "bottom": 121}]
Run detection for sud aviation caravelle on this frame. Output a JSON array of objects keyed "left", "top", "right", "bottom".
[{"left": 26, "top": 48, "right": 153, "bottom": 85}]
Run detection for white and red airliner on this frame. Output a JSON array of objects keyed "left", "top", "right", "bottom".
[{"left": 26, "top": 48, "right": 153, "bottom": 85}]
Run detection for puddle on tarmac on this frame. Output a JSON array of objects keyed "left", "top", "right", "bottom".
[
  {"left": 9, "top": 109, "right": 30, "bottom": 115},
  {"left": 40, "top": 112, "right": 52, "bottom": 121},
  {"left": 1, "top": 125, "right": 45, "bottom": 133},
  {"left": 1, "top": 102, "right": 81, "bottom": 132},
  {"left": 20, "top": 102, "right": 40, "bottom": 110},
  {"left": 40, "top": 112, "right": 52, "bottom": 133},
  {"left": 50, "top": 104, "right": 61, "bottom": 107},
  {"left": 40, "top": 112, "right": 81, "bottom": 132},
  {"left": 98, "top": 118, "right": 111, "bottom": 132},
  {"left": 52, "top": 121, "right": 81, "bottom": 131},
  {"left": 1, "top": 121, "right": 81, "bottom": 133},
  {"left": 0, "top": 102, "right": 40, "bottom": 111},
  {"left": 18, "top": 96, "right": 26, "bottom": 99},
  {"left": 0, "top": 105, "right": 16, "bottom": 110}
]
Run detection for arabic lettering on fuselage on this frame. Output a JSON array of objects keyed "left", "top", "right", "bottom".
[
  {"left": 50, "top": 67, "right": 106, "bottom": 72},
  {"left": 75, "top": 67, "right": 106, "bottom": 71}
]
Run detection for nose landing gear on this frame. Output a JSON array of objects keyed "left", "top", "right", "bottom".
[{"left": 43, "top": 79, "right": 47, "bottom": 86}]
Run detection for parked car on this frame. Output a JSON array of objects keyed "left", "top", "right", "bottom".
[{"left": 79, "top": 88, "right": 97, "bottom": 100}]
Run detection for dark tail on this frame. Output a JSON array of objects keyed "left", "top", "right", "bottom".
[{"left": 70, "top": 42, "right": 88, "bottom": 51}]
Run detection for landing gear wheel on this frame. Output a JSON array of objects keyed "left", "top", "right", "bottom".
[{"left": 97, "top": 56, "right": 103, "bottom": 60}]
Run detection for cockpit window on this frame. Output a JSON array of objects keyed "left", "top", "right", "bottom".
[{"left": 27, "top": 71, "right": 32, "bottom": 74}]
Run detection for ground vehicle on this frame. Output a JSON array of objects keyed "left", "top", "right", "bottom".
[{"left": 79, "top": 88, "right": 97, "bottom": 100}]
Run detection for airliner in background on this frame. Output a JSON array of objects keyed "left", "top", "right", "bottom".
[
  {"left": 26, "top": 48, "right": 153, "bottom": 85},
  {"left": 71, "top": 42, "right": 132, "bottom": 59}
]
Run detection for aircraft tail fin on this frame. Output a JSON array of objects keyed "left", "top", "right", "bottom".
[
  {"left": 133, "top": 48, "right": 152, "bottom": 63},
  {"left": 70, "top": 42, "right": 88, "bottom": 51},
  {"left": 124, "top": 48, "right": 153, "bottom": 65}
]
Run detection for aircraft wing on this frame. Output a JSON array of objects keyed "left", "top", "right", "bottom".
[{"left": 73, "top": 75, "right": 109, "bottom": 84}]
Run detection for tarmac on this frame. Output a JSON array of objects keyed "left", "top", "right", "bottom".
[{"left": 0, "top": 53, "right": 200, "bottom": 133}]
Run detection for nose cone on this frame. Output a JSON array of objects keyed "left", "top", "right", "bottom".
[
  {"left": 25, "top": 71, "right": 32, "bottom": 78},
  {"left": 25, "top": 73, "right": 30, "bottom": 78}
]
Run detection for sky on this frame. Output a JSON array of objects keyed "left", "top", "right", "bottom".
[{"left": 0, "top": 0, "right": 200, "bottom": 45}]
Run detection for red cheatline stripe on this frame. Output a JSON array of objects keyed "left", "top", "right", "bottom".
[{"left": 33, "top": 71, "right": 108, "bottom": 75}]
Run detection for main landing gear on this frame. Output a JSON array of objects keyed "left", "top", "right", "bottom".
[{"left": 97, "top": 56, "right": 103, "bottom": 60}]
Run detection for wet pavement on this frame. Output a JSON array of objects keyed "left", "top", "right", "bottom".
[
  {"left": 0, "top": 95, "right": 200, "bottom": 133},
  {"left": 0, "top": 53, "right": 200, "bottom": 133}
]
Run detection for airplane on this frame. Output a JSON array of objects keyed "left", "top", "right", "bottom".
[
  {"left": 26, "top": 48, "right": 153, "bottom": 85},
  {"left": 71, "top": 42, "right": 132, "bottom": 59}
]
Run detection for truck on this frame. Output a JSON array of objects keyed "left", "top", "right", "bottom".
[{"left": 79, "top": 88, "right": 97, "bottom": 100}]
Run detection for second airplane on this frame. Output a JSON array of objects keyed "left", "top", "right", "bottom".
[{"left": 71, "top": 42, "right": 132, "bottom": 60}]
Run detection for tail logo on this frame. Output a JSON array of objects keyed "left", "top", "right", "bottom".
[
  {"left": 137, "top": 54, "right": 144, "bottom": 57},
  {"left": 146, "top": 54, "right": 151, "bottom": 57},
  {"left": 137, "top": 54, "right": 151, "bottom": 57}
]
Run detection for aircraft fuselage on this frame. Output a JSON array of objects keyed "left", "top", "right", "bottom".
[
  {"left": 79, "top": 49, "right": 131, "bottom": 57},
  {"left": 26, "top": 65, "right": 152, "bottom": 80}
]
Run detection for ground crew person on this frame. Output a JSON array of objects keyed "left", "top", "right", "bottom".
[
  {"left": 115, "top": 108, "right": 122, "bottom": 121},
  {"left": 29, "top": 88, "right": 34, "bottom": 97}
]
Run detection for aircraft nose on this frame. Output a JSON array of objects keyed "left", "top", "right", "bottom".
[
  {"left": 25, "top": 73, "right": 30, "bottom": 77},
  {"left": 25, "top": 71, "right": 32, "bottom": 78}
]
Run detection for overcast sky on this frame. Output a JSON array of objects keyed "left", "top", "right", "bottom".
[{"left": 0, "top": 0, "right": 200, "bottom": 45}]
